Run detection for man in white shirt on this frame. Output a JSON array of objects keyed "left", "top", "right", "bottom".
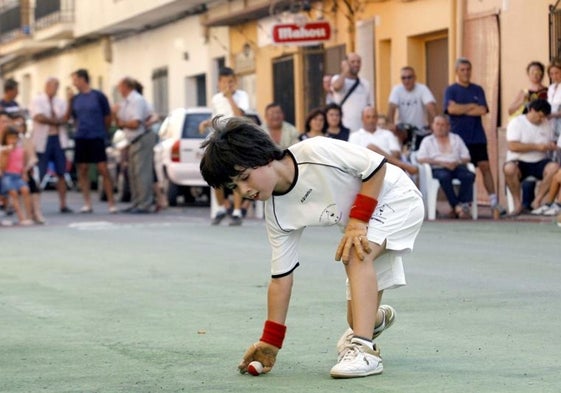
[
  {"left": 115, "top": 77, "right": 153, "bottom": 214},
  {"left": 387, "top": 66, "right": 437, "bottom": 144},
  {"left": 31, "top": 77, "right": 72, "bottom": 213},
  {"left": 200, "top": 67, "right": 250, "bottom": 226},
  {"left": 504, "top": 99, "right": 559, "bottom": 215},
  {"left": 416, "top": 115, "right": 475, "bottom": 218},
  {"left": 349, "top": 107, "right": 417, "bottom": 175},
  {"left": 331, "top": 53, "right": 374, "bottom": 133}
]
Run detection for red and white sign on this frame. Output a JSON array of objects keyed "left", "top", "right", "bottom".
[{"left": 272, "top": 21, "right": 331, "bottom": 45}]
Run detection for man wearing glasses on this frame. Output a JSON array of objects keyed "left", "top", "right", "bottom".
[{"left": 387, "top": 66, "right": 437, "bottom": 133}]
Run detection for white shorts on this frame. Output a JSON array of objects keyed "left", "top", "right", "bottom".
[
  {"left": 346, "top": 251, "right": 407, "bottom": 299},
  {"left": 345, "top": 189, "right": 424, "bottom": 299},
  {"left": 367, "top": 188, "right": 424, "bottom": 252}
]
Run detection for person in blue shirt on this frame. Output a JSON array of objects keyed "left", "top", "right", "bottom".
[
  {"left": 444, "top": 58, "right": 505, "bottom": 216},
  {"left": 66, "top": 69, "right": 117, "bottom": 214}
]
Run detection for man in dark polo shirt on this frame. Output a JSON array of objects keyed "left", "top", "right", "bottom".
[{"left": 66, "top": 69, "right": 117, "bottom": 214}]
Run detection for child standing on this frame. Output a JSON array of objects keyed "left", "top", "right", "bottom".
[
  {"left": 200, "top": 117, "right": 424, "bottom": 378},
  {"left": 1, "top": 127, "right": 33, "bottom": 225}
]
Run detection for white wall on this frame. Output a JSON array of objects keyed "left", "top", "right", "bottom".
[{"left": 110, "top": 17, "right": 228, "bottom": 112}]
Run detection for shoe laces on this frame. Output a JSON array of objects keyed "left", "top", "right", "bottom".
[{"left": 339, "top": 343, "right": 362, "bottom": 362}]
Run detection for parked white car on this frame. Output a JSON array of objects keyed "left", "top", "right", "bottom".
[{"left": 153, "top": 107, "right": 212, "bottom": 206}]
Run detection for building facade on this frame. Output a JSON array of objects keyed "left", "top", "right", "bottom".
[{"left": 0, "top": 0, "right": 556, "bottom": 203}]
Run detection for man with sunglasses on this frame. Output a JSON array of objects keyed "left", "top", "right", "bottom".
[{"left": 387, "top": 66, "right": 437, "bottom": 133}]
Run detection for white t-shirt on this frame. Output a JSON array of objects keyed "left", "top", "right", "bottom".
[
  {"left": 506, "top": 114, "right": 554, "bottom": 162},
  {"left": 30, "top": 93, "right": 69, "bottom": 153},
  {"left": 388, "top": 83, "right": 436, "bottom": 129},
  {"left": 331, "top": 75, "right": 373, "bottom": 132},
  {"left": 348, "top": 128, "right": 401, "bottom": 156},
  {"left": 265, "top": 137, "right": 419, "bottom": 277},
  {"left": 211, "top": 90, "right": 250, "bottom": 118},
  {"left": 416, "top": 133, "right": 470, "bottom": 164}
]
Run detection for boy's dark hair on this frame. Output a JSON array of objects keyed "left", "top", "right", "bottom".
[
  {"left": 200, "top": 116, "right": 284, "bottom": 189},
  {"left": 2, "top": 125, "right": 19, "bottom": 145},
  {"left": 304, "top": 107, "right": 327, "bottom": 133},
  {"left": 73, "top": 68, "right": 90, "bottom": 84},
  {"left": 525, "top": 99, "right": 551, "bottom": 115},
  {"left": 218, "top": 67, "right": 235, "bottom": 78},
  {"left": 4, "top": 78, "right": 18, "bottom": 92}
]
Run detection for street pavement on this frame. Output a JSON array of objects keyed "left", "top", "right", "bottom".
[{"left": 0, "top": 189, "right": 559, "bottom": 393}]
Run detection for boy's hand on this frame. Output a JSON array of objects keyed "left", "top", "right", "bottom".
[
  {"left": 335, "top": 218, "right": 371, "bottom": 264},
  {"left": 238, "top": 341, "right": 279, "bottom": 374}
]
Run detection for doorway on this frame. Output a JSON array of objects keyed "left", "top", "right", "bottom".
[{"left": 425, "top": 37, "right": 448, "bottom": 113}]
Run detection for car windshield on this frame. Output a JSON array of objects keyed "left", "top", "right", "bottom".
[{"left": 182, "top": 113, "right": 211, "bottom": 139}]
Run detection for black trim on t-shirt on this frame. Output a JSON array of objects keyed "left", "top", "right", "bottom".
[{"left": 363, "top": 158, "right": 387, "bottom": 182}]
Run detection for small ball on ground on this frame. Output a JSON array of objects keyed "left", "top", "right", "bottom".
[{"left": 247, "top": 361, "right": 263, "bottom": 376}]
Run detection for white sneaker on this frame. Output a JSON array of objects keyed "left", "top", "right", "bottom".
[
  {"left": 543, "top": 203, "right": 561, "bottom": 216},
  {"left": 336, "top": 305, "right": 396, "bottom": 359},
  {"left": 330, "top": 341, "right": 383, "bottom": 378},
  {"left": 531, "top": 204, "right": 551, "bottom": 215}
]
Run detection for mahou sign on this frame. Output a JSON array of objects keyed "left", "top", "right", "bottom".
[{"left": 272, "top": 21, "right": 331, "bottom": 45}]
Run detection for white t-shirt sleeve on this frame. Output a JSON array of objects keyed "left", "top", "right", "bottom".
[
  {"left": 506, "top": 116, "right": 523, "bottom": 142},
  {"left": 30, "top": 95, "right": 48, "bottom": 117},
  {"left": 236, "top": 90, "right": 250, "bottom": 113},
  {"left": 420, "top": 84, "right": 436, "bottom": 104},
  {"left": 388, "top": 85, "right": 400, "bottom": 105}
]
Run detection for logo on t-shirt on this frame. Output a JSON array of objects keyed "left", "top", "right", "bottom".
[
  {"left": 300, "top": 188, "right": 313, "bottom": 203},
  {"left": 319, "top": 204, "right": 342, "bottom": 225}
]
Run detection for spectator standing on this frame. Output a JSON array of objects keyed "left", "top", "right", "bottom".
[
  {"left": 0, "top": 127, "right": 33, "bottom": 225},
  {"left": 199, "top": 67, "right": 249, "bottom": 226},
  {"left": 416, "top": 115, "right": 475, "bottom": 218},
  {"left": 323, "top": 74, "right": 335, "bottom": 104},
  {"left": 0, "top": 78, "right": 22, "bottom": 116},
  {"left": 444, "top": 57, "right": 505, "bottom": 215},
  {"left": 547, "top": 60, "right": 561, "bottom": 157},
  {"left": 508, "top": 61, "right": 548, "bottom": 118},
  {"left": 115, "top": 77, "right": 154, "bottom": 214},
  {"left": 261, "top": 103, "right": 300, "bottom": 149},
  {"left": 31, "top": 77, "right": 72, "bottom": 214},
  {"left": 504, "top": 99, "right": 559, "bottom": 215},
  {"left": 12, "top": 114, "right": 45, "bottom": 224},
  {"left": 325, "top": 103, "right": 350, "bottom": 141},
  {"left": 66, "top": 68, "right": 117, "bottom": 214},
  {"left": 331, "top": 53, "right": 373, "bottom": 132},
  {"left": 387, "top": 66, "right": 437, "bottom": 133}
]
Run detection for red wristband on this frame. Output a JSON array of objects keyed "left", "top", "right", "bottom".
[
  {"left": 349, "top": 194, "right": 378, "bottom": 222},
  {"left": 260, "top": 320, "right": 287, "bottom": 349}
]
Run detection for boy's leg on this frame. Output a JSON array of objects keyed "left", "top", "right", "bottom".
[
  {"left": 20, "top": 186, "right": 33, "bottom": 221},
  {"left": 331, "top": 242, "right": 385, "bottom": 378}
]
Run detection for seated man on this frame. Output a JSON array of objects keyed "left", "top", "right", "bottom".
[
  {"left": 349, "top": 106, "right": 418, "bottom": 175},
  {"left": 416, "top": 115, "right": 475, "bottom": 218},
  {"left": 504, "top": 99, "right": 560, "bottom": 215}
]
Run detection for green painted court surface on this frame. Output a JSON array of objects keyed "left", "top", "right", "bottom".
[{"left": 1, "top": 219, "right": 559, "bottom": 392}]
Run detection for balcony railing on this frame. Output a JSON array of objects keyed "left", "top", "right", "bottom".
[
  {"left": 34, "top": 0, "right": 74, "bottom": 31},
  {"left": 0, "top": 0, "right": 74, "bottom": 43}
]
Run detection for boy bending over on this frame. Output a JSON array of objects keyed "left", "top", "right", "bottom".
[{"left": 200, "top": 117, "right": 424, "bottom": 378}]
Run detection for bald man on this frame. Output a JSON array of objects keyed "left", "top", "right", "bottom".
[
  {"left": 31, "top": 77, "right": 72, "bottom": 213},
  {"left": 331, "top": 53, "right": 374, "bottom": 133}
]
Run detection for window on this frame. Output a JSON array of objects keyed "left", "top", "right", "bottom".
[{"left": 152, "top": 67, "right": 169, "bottom": 116}]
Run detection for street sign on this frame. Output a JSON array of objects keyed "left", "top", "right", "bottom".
[{"left": 272, "top": 21, "right": 331, "bottom": 45}]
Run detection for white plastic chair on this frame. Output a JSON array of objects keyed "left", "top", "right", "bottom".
[
  {"left": 418, "top": 163, "right": 478, "bottom": 220},
  {"left": 506, "top": 176, "right": 537, "bottom": 213}
]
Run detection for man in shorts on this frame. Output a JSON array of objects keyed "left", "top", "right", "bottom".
[
  {"left": 504, "top": 99, "right": 559, "bottom": 214},
  {"left": 444, "top": 57, "right": 505, "bottom": 215},
  {"left": 200, "top": 116, "right": 424, "bottom": 379},
  {"left": 66, "top": 69, "right": 117, "bottom": 213}
]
